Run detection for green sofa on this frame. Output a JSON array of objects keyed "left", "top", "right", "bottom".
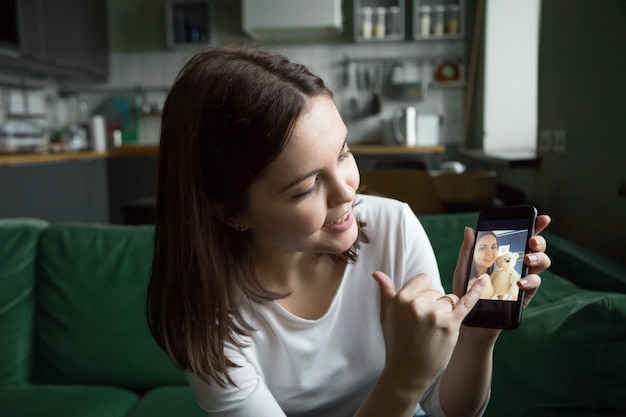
[{"left": 1, "top": 213, "right": 625, "bottom": 417}]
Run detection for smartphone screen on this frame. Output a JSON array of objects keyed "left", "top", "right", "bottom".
[{"left": 463, "top": 205, "right": 537, "bottom": 329}]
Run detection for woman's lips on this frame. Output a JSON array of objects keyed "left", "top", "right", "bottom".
[
  {"left": 322, "top": 210, "right": 354, "bottom": 232},
  {"left": 324, "top": 210, "right": 350, "bottom": 226}
]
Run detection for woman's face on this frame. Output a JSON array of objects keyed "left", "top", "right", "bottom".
[
  {"left": 474, "top": 233, "right": 498, "bottom": 270},
  {"left": 241, "top": 95, "right": 360, "bottom": 258}
]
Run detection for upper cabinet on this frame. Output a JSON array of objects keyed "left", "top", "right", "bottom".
[
  {"left": 412, "top": 0, "right": 464, "bottom": 40},
  {"left": 354, "top": 0, "right": 464, "bottom": 42},
  {"left": 354, "top": 0, "right": 406, "bottom": 42},
  {"left": 242, "top": 0, "right": 343, "bottom": 42},
  {"left": 0, "top": 0, "right": 109, "bottom": 82}
]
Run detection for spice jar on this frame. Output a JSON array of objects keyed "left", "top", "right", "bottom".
[
  {"left": 419, "top": 5, "right": 432, "bottom": 36},
  {"left": 386, "top": 6, "right": 401, "bottom": 37},
  {"left": 373, "top": 7, "right": 387, "bottom": 38},
  {"left": 361, "top": 7, "right": 373, "bottom": 39},
  {"left": 433, "top": 5, "right": 446, "bottom": 35},
  {"left": 446, "top": 4, "right": 460, "bottom": 34}
]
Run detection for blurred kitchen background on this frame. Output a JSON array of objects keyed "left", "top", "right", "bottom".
[{"left": 0, "top": 0, "right": 624, "bottom": 266}]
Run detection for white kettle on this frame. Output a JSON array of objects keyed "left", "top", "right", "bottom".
[{"left": 387, "top": 106, "right": 441, "bottom": 146}]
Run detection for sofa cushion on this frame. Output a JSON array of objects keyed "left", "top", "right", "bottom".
[
  {"left": 0, "top": 385, "right": 138, "bottom": 417},
  {"left": 487, "top": 280, "right": 626, "bottom": 416},
  {"left": 0, "top": 218, "right": 48, "bottom": 385},
  {"left": 126, "top": 386, "right": 205, "bottom": 417},
  {"left": 418, "top": 211, "right": 478, "bottom": 291},
  {"left": 32, "top": 223, "right": 186, "bottom": 391}
]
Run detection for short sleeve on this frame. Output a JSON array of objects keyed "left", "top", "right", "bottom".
[
  {"left": 399, "top": 202, "right": 445, "bottom": 294},
  {"left": 186, "top": 345, "right": 286, "bottom": 417}
]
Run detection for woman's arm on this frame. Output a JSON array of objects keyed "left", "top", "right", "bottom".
[
  {"left": 439, "top": 216, "right": 552, "bottom": 417},
  {"left": 359, "top": 270, "right": 486, "bottom": 417}
]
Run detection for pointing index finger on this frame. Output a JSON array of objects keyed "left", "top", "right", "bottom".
[{"left": 454, "top": 276, "right": 485, "bottom": 318}]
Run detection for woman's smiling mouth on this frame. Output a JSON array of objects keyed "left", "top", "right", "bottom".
[{"left": 324, "top": 210, "right": 351, "bottom": 226}]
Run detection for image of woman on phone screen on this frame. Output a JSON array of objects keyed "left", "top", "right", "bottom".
[{"left": 147, "top": 46, "right": 552, "bottom": 417}]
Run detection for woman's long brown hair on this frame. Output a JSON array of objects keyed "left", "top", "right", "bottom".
[{"left": 147, "top": 46, "right": 367, "bottom": 388}]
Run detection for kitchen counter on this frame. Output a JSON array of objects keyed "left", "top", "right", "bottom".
[
  {"left": 0, "top": 144, "right": 442, "bottom": 166},
  {"left": 0, "top": 145, "right": 159, "bottom": 166}
]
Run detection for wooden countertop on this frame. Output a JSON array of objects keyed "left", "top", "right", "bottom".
[
  {"left": 0, "top": 144, "right": 443, "bottom": 166},
  {"left": 0, "top": 145, "right": 160, "bottom": 166},
  {"left": 349, "top": 144, "right": 445, "bottom": 154}
]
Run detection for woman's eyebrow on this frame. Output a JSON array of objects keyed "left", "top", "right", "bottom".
[
  {"left": 279, "top": 168, "right": 322, "bottom": 193},
  {"left": 279, "top": 137, "right": 348, "bottom": 194}
]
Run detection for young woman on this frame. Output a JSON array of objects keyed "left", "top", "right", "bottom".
[
  {"left": 470, "top": 231, "right": 499, "bottom": 280},
  {"left": 147, "top": 46, "right": 551, "bottom": 417}
]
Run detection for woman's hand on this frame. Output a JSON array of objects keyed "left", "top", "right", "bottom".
[
  {"left": 452, "top": 214, "right": 552, "bottom": 322},
  {"left": 518, "top": 214, "right": 552, "bottom": 307},
  {"left": 371, "top": 270, "right": 485, "bottom": 390}
]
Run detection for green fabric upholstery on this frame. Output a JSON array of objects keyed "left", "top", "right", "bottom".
[
  {"left": 0, "top": 385, "right": 138, "bottom": 417},
  {"left": 488, "top": 279, "right": 626, "bottom": 416},
  {"left": 419, "top": 211, "right": 478, "bottom": 291},
  {"left": 126, "top": 386, "right": 205, "bottom": 417},
  {"left": 0, "top": 218, "right": 48, "bottom": 385},
  {"left": 32, "top": 223, "right": 185, "bottom": 391}
]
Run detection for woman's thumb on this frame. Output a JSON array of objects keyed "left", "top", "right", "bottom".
[{"left": 371, "top": 271, "right": 396, "bottom": 322}]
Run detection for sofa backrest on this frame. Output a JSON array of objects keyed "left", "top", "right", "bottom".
[
  {"left": 31, "top": 222, "right": 186, "bottom": 391},
  {"left": 0, "top": 218, "right": 49, "bottom": 386}
]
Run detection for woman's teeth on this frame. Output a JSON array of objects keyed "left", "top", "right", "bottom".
[{"left": 327, "top": 212, "right": 349, "bottom": 225}]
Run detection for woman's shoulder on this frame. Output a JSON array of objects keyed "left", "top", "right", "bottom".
[{"left": 354, "top": 194, "right": 412, "bottom": 221}]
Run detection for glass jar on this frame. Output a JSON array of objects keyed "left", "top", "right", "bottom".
[
  {"left": 373, "top": 7, "right": 387, "bottom": 39},
  {"left": 446, "top": 4, "right": 460, "bottom": 34},
  {"left": 361, "top": 7, "right": 373, "bottom": 39},
  {"left": 386, "top": 6, "right": 401, "bottom": 37},
  {"left": 419, "top": 5, "right": 432, "bottom": 36},
  {"left": 433, "top": 5, "right": 446, "bottom": 35}
]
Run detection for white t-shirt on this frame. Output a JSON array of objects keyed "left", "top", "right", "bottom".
[{"left": 187, "top": 194, "right": 448, "bottom": 417}]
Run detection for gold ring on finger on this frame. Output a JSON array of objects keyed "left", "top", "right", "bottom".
[{"left": 438, "top": 295, "right": 457, "bottom": 309}]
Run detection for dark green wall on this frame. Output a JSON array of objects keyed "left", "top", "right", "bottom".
[{"left": 533, "top": 0, "right": 626, "bottom": 265}]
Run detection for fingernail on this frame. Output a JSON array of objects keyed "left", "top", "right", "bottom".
[
  {"left": 519, "top": 278, "right": 529, "bottom": 287},
  {"left": 528, "top": 254, "right": 538, "bottom": 264}
]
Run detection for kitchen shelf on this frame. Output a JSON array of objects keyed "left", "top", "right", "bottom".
[
  {"left": 411, "top": 0, "right": 465, "bottom": 41},
  {"left": 354, "top": 0, "right": 406, "bottom": 42}
]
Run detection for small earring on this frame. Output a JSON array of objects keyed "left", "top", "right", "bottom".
[{"left": 234, "top": 223, "right": 248, "bottom": 232}]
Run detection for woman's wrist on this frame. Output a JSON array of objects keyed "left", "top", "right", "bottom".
[{"left": 458, "top": 324, "right": 501, "bottom": 346}]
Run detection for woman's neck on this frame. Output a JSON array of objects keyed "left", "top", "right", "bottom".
[{"left": 252, "top": 252, "right": 347, "bottom": 320}]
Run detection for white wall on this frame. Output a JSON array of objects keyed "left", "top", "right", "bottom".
[{"left": 483, "top": 0, "right": 540, "bottom": 153}]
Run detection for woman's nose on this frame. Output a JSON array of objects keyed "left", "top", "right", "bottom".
[{"left": 327, "top": 171, "right": 357, "bottom": 207}]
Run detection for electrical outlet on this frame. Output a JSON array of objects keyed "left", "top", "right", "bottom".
[
  {"left": 553, "top": 129, "right": 567, "bottom": 154},
  {"left": 538, "top": 129, "right": 553, "bottom": 154}
]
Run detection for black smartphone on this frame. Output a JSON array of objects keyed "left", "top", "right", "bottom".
[{"left": 463, "top": 205, "right": 537, "bottom": 329}]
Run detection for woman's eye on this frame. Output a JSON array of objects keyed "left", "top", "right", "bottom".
[
  {"left": 291, "top": 178, "right": 321, "bottom": 201},
  {"left": 339, "top": 149, "right": 352, "bottom": 162}
]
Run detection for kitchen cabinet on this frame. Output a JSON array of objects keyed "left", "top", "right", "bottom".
[
  {"left": 0, "top": 0, "right": 108, "bottom": 82},
  {"left": 242, "top": 0, "right": 343, "bottom": 42},
  {"left": 354, "top": 0, "right": 406, "bottom": 42},
  {"left": 412, "top": 0, "right": 464, "bottom": 40},
  {"left": 107, "top": 154, "right": 158, "bottom": 224},
  {"left": 0, "top": 157, "right": 110, "bottom": 223},
  {"left": 353, "top": 0, "right": 464, "bottom": 42}
]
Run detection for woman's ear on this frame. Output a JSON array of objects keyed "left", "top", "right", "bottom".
[{"left": 208, "top": 200, "right": 249, "bottom": 232}]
